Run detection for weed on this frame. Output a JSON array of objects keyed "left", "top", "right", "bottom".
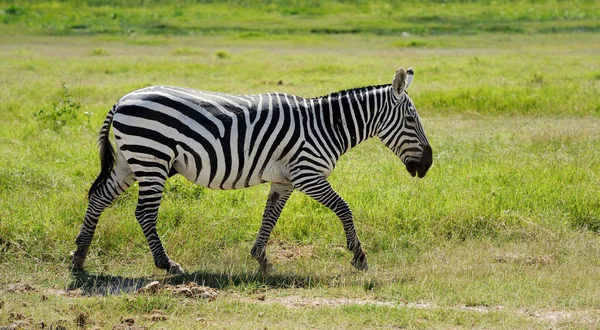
[
  {"left": 215, "top": 50, "right": 231, "bottom": 59},
  {"left": 34, "top": 82, "right": 82, "bottom": 131},
  {"left": 171, "top": 47, "right": 206, "bottom": 56},
  {"left": 5, "top": 5, "right": 26, "bottom": 16},
  {"left": 91, "top": 48, "right": 109, "bottom": 56},
  {"left": 530, "top": 73, "right": 545, "bottom": 84}
]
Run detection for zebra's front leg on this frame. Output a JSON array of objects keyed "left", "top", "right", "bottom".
[
  {"left": 293, "top": 175, "right": 368, "bottom": 271},
  {"left": 251, "top": 182, "right": 294, "bottom": 274},
  {"left": 135, "top": 176, "right": 184, "bottom": 275}
]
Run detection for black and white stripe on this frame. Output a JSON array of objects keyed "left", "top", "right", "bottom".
[{"left": 72, "top": 67, "right": 432, "bottom": 274}]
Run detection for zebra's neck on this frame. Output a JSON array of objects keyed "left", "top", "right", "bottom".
[{"left": 309, "top": 84, "right": 392, "bottom": 156}]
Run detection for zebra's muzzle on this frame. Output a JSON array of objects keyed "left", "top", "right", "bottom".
[{"left": 404, "top": 144, "right": 432, "bottom": 178}]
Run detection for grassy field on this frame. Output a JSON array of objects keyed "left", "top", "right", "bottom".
[
  {"left": 1, "top": 1, "right": 600, "bottom": 329},
  {"left": 2, "top": 0, "right": 599, "bottom": 35}
]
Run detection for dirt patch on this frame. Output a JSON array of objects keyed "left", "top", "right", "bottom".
[
  {"left": 523, "top": 309, "right": 600, "bottom": 327},
  {"left": 50, "top": 288, "right": 87, "bottom": 297},
  {"left": 145, "top": 310, "right": 168, "bottom": 322},
  {"left": 3, "top": 312, "right": 34, "bottom": 330},
  {"left": 137, "top": 281, "right": 218, "bottom": 301},
  {"left": 7, "top": 283, "right": 36, "bottom": 293},
  {"left": 3, "top": 320, "right": 32, "bottom": 330},
  {"left": 113, "top": 318, "right": 146, "bottom": 330},
  {"left": 136, "top": 281, "right": 161, "bottom": 294},
  {"left": 270, "top": 240, "right": 314, "bottom": 263},
  {"left": 151, "top": 314, "right": 167, "bottom": 322},
  {"left": 66, "top": 288, "right": 86, "bottom": 297},
  {"left": 240, "top": 294, "right": 435, "bottom": 310}
]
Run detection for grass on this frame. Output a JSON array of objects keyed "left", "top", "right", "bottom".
[
  {"left": 0, "top": 290, "right": 553, "bottom": 329},
  {"left": 1, "top": 2, "right": 600, "bottom": 328},
  {"left": 2, "top": 0, "right": 599, "bottom": 36}
]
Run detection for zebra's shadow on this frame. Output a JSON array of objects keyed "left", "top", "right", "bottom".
[{"left": 68, "top": 270, "right": 321, "bottom": 296}]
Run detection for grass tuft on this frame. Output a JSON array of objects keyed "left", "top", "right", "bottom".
[
  {"left": 171, "top": 47, "right": 206, "bottom": 56},
  {"left": 91, "top": 48, "right": 109, "bottom": 56},
  {"left": 215, "top": 50, "right": 231, "bottom": 59}
]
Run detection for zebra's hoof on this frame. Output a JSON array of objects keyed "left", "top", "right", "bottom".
[
  {"left": 167, "top": 262, "right": 185, "bottom": 275},
  {"left": 70, "top": 251, "right": 86, "bottom": 274},
  {"left": 259, "top": 261, "right": 274, "bottom": 275},
  {"left": 351, "top": 254, "right": 369, "bottom": 271}
]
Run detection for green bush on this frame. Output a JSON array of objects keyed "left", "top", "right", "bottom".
[{"left": 34, "top": 82, "right": 84, "bottom": 131}]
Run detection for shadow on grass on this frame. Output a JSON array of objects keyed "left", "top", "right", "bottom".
[{"left": 68, "top": 269, "right": 325, "bottom": 295}]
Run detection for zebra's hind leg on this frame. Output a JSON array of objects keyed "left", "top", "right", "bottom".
[
  {"left": 135, "top": 173, "right": 184, "bottom": 275},
  {"left": 251, "top": 182, "right": 294, "bottom": 274},
  {"left": 292, "top": 174, "right": 368, "bottom": 271},
  {"left": 72, "top": 161, "right": 135, "bottom": 273}
]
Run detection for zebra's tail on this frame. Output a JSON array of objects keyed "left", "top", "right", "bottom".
[{"left": 88, "top": 104, "right": 118, "bottom": 198}]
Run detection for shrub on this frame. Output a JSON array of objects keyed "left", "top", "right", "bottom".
[
  {"left": 215, "top": 50, "right": 231, "bottom": 59},
  {"left": 35, "top": 82, "right": 83, "bottom": 131}
]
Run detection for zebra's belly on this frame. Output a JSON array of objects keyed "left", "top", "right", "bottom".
[{"left": 173, "top": 148, "right": 290, "bottom": 190}]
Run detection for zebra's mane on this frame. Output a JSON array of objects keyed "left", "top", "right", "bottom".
[{"left": 311, "top": 84, "right": 391, "bottom": 101}]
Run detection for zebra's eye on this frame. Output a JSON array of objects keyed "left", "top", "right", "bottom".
[{"left": 405, "top": 115, "right": 415, "bottom": 123}]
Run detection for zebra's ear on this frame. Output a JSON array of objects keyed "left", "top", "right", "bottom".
[
  {"left": 392, "top": 67, "right": 407, "bottom": 98},
  {"left": 405, "top": 67, "right": 414, "bottom": 90}
]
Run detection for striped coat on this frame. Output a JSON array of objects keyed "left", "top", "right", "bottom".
[{"left": 72, "top": 67, "right": 432, "bottom": 274}]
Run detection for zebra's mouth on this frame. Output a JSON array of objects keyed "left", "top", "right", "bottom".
[
  {"left": 403, "top": 145, "right": 432, "bottom": 178},
  {"left": 405, "top": 161, "right": 429, "bottom": 178}
]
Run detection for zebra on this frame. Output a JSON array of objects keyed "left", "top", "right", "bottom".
[{"left": 71, "top": 67, "right": 432, "bottom": 275}]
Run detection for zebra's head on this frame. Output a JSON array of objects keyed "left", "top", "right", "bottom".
[{"left": 378, "top": 67, "right": 432, "bottom": 178}]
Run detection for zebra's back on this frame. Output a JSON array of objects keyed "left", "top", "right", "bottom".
[{"left": 113, "top": 85, "right": 306, "bottom": 189}]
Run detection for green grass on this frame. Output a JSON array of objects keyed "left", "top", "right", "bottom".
[
  {"left": 0, "top": 289, "right": 555, "bottom": 329},
  {"left": 2, "top": 0, "right": 599, "bottom": 36},
  {"left": 1, "top": 2, "right": 600, "bottom": 328}
]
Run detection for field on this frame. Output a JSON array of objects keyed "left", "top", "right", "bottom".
[{"left": 1, "top": 0, "right": 600, "bottom": 329}]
